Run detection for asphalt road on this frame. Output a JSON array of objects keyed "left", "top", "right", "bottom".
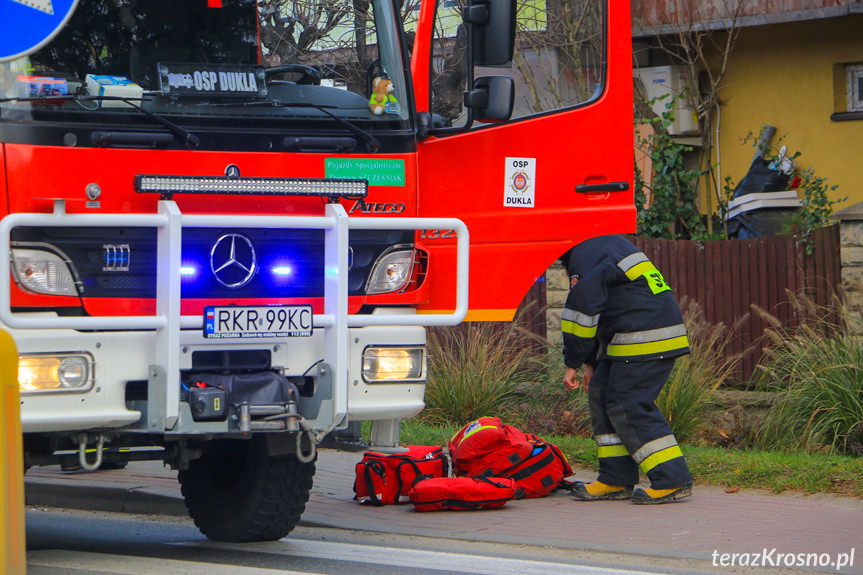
[
  {"left": 24, "top": 450, "right": 863, "bottom": 575},
  {"left": 25, "top": 507, "right": 760, "bottom": 575}
]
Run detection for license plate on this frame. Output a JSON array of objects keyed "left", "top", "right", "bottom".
[{"left": 204, "top": 305, "right": 313, "bottom": 339}]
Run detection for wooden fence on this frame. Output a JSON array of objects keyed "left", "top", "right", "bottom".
[
  {"left": 514, "top": 226, "right": 841, "bottom": 382},
  {"left": 631, "top": 226, "right": 842, "bottom": 381}
]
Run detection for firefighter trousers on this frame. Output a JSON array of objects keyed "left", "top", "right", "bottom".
[{"left": 588, "top": 357, "right": 693, "bottom": 489}]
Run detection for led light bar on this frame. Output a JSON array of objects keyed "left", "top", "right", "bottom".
[{"left": 134, "top": 175, "right": 367, "bottom": 199}]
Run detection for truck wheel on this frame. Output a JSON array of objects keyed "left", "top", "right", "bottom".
[{"left": 178, "top": 436, "right": 316, "bottom": 542}]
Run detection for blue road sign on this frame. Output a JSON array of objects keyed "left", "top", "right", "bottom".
[{"left": 0, "top": 0, "right": 80, "bottom": 62}]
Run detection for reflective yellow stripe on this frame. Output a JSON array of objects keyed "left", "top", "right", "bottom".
[
  {"left": 624, "top": 262, "right": 671, "bottom": 295},
  {"left": 461, "top": 425, "right": 497, "bottom": 441},
  {"left": 633, "top": 435, "right": 678, "bottom": 464},
  {"left": 639, "top": 445, "right": 684, "bottom": 473},
  {"left": 624, "top": 261, "right": 657, "bottom": 281},
  {"left": 611, "top": 325, "right": 686, "bottom": 345},
  {"left": 606, "top": 335, "right": 689, "bottom": 357},
  {"left": 561, "top": 320, "right": 598, "bottom": 338},
  {"left": 597, "top": 444, "right": 630, "bottom": 458}
]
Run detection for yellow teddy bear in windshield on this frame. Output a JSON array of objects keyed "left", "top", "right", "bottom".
[{"left": 369, "top": 76, "right": 398, "bottom": 115}]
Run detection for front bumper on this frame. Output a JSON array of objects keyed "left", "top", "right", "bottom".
[{"left": 15, "top": 321, "right": 427, "bottom": 434}]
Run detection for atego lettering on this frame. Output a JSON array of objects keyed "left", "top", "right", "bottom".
[{"left": 349, "top": 200, "right": 406, "bottom": 214}]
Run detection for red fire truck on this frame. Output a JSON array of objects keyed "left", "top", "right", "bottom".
[{"left": 0, "top": 0, "right": 633, "bottom": 540}]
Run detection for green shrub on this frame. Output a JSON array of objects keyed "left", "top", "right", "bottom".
[
  {"left": 423, "top": 300, "right": 736, "bottom": 441},
  {"left": 422, "top": 320, "right": 539, "bottom": 427},
  {"left": 784, "top": 167, "right": 844, "bottom": 254},
  {"left": 635, "top": 96, "right": 711, "bottom": 241},
  {"left": 508, "top": 349, "right": 592, "bottom": 437},
  {"left": 753, "top": 296, "right": 863, "bottom": 455},
  {"left": 656, "top": 301, "right": 739, "bottom": 443}
]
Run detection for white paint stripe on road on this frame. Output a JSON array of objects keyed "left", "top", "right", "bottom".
[
  {"left": 182, "top": 538, "right": 670, "bottom": 575},
  {"left": 27, "top": 549, "right": 325, "bottom": 575}
]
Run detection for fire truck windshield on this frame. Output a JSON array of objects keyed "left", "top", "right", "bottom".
[{"left": 0, "top": 0, "right": 410, "bottom": 148}]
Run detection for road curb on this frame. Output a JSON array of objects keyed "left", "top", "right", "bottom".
[{"left": 25, "top": 478, "right": 187, "bottom": 517}]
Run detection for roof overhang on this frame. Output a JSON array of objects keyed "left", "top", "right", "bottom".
[{"left": 633, "top": 3, "right": 863, "bottom": 39}]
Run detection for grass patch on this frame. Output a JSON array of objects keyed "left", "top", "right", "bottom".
[
  {"left": 685, "top": 445, "right": 863, "bottom": 496},
  {"left": 752, "top": 296, "right": 863, "bottom": 455},
  {"left": 398, "top": 420, "right": 863, "bottom": 497}
]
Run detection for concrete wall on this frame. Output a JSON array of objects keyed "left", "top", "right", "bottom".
[
  {"left": 545, "top": 261, "right": 568, "bottom": 347},
  {"left": 834, "top": 202, "right": 863, "bottom": 332}
]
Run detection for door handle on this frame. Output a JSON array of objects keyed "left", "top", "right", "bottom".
[{"left": 575, "top": 181, "right": 630, "bottom": 193}]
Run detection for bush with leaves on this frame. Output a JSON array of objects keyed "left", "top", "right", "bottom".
[
  {"left": 785, "top": 167, "right": 845, "bottom": 254},
  {"left": 635, "top": 96, "right": 710, "bottom": 240}
]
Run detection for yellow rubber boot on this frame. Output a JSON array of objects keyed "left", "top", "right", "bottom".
[
  {"left": 572, "top": 480, "right": 633, "bottom": 501},
  {"left": 631, "top": 484, "right": 692, "bottom": 504}
]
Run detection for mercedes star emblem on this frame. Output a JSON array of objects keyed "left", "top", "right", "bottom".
[
  {"left": 225, "top": 164, "right": 241, "bottom": 179},
  {"left": 210, "top": 233, "right": 256, "bottom": 288}
]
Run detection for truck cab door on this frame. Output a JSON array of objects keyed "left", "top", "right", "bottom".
[{"left": 410, "top": 0, "right": 634, "bottom": 321}]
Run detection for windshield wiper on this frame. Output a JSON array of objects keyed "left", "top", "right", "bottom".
[
  {"left": 207, "top": 100, "right": 381, "bottom": 152},
  {"left": 0, "top": 94, "right": 200, "bottom": 150}
]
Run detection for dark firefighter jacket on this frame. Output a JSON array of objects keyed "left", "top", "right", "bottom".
[{"left": 562, "top": 234, "right": 689, "bottom": 369}]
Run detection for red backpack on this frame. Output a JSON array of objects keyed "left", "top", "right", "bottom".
[
  {"left": 492, "top": 439, "right": 573, "bottom": 499},
  {"left": 448, "top": 416, "right": 534, "bottom": 478},
  {"left": 354, "top": 445, "right": 449, "bottom": 505},
  {"left": 450, "top": 418, "right": 573, "bottom": 499}
]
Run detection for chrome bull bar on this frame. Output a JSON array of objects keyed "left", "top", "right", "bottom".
[{"left": 0, "top": 199, "right": 469, "bottom": 431}]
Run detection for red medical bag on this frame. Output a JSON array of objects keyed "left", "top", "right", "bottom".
[
  {"left": 409, "top": 476, "right": 517, "bottom": 511},
  {"left": 353, "top": 445, "right": 448, "bottom": 505}
]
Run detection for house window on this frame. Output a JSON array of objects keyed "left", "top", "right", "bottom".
[
  {"left": 847, "top": 64, "right": 863, "bottom": 113},
  {"left": 832, "top": 62, "right": 863, "bottom": 121}
]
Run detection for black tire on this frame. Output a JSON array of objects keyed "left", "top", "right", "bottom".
[{"left": 178, "top": 436, "right": 316, "bottom": 542}]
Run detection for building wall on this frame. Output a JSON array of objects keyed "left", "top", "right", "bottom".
[{"left": 713, "top": 15, "right": 863, "bottom": 209}]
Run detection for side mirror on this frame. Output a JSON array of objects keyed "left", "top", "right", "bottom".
[
  {"left": 465, "top": 76, "right": 514, "bottom": 123},
  {"left": 464, "top": 0, "right": 516, "bottom": 67}
]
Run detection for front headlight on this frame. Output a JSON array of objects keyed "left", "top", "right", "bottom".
[
  {"left": 365, "top": 249, "right": 414, "bottom": 294},
  {"left": 12, "top": 248, "right": 78, "bottom": 296},
  {"left": 362, "top": 346, "right": 425, "bottom": 383},
  {"left": 19, "top": 353, "right": 94, "bottom": 394}
]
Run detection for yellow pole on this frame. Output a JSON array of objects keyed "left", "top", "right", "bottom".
[{"left": 0, "top": 330, "right": 25, "bottom": 575}]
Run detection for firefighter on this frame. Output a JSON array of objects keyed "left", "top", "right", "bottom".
[{"left": 561, "top": 234, "right": 693, "bottom": 504}]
